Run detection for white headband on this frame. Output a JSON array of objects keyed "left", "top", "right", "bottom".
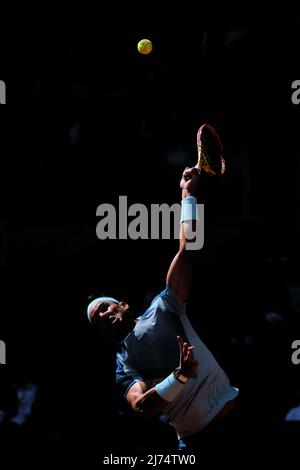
[{"left": 87, "top": 297, "right": 120, "bottom": 323}]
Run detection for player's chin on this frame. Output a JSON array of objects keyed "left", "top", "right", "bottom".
[
  {"left": 93, "top": 317, "right": 114, "bottom": 340},
  {"left": 96, "top": 324, "right": 112, "bottom": 341}
]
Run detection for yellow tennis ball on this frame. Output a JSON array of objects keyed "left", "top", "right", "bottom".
[{"left": 137, "top": 39, "right": 153, "bottom": 55}]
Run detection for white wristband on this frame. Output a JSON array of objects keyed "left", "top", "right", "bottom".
[
  {"left": 155, "top": 372, "right": 186, "bottom": 402},
  {"left": 180, "top": 196, "right": 199, "bottom": 223}
]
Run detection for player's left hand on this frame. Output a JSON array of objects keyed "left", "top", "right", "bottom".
[{"left": 177, "top": 335, "right": 199, "bottom": 378}]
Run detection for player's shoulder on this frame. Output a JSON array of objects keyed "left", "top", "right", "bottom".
[
  {"left": 156, "top": 285, "right": 186, "bottom": 314},
  {"left": 136, "top": 286, "right": 186, "bottom": 321}
]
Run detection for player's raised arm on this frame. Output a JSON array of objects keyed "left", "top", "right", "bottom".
[{"left": 166, "top": 167, "right": 200, "bottom": 303}]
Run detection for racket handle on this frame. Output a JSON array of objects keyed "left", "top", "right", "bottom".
[
  {"left": 183, "top": 165, "right": 201, "bottom": 181},
  {"left": 194, "top": 164, "right": 202, "bottom": 174}
]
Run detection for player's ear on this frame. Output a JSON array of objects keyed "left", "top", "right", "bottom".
[{"left": 119, "top": 301, "right": 129, "bottom": 312}]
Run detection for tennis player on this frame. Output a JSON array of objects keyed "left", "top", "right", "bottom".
[{"left": 87, "top": 167, "right": 239, "bottom": 449}]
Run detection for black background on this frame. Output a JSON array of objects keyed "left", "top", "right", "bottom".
[{"left": 0, "top": 12, "right": 300, "bottom": 459}]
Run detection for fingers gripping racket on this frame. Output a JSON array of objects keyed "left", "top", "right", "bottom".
[{"left": 195, "top": 123, "right": 225, "bottom": 176}]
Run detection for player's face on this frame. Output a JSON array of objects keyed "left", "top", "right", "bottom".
[{"left": 90, "top": 300, "right": 134, "bottom": 341}]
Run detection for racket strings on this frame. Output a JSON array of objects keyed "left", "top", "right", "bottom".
[
  {"left": 197, "top": 141, "right": 210, "bottom": 169},
  {"left": 220, "top": 156, "right": 225, "bottom": 175},
  {"left": 197, "top": 125, "right": 225, "bottom": 176}
]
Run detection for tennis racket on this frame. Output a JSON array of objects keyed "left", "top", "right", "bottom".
[{"left": 195, "top": 123, "right": 225, "bottom": 176}]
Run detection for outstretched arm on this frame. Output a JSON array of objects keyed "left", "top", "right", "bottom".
[
  {"left": 166, "top": 167, "right": 200, "bottom": 303},
  {"left": 126, "top": 336, "right": 198, "bottom": 420}
]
